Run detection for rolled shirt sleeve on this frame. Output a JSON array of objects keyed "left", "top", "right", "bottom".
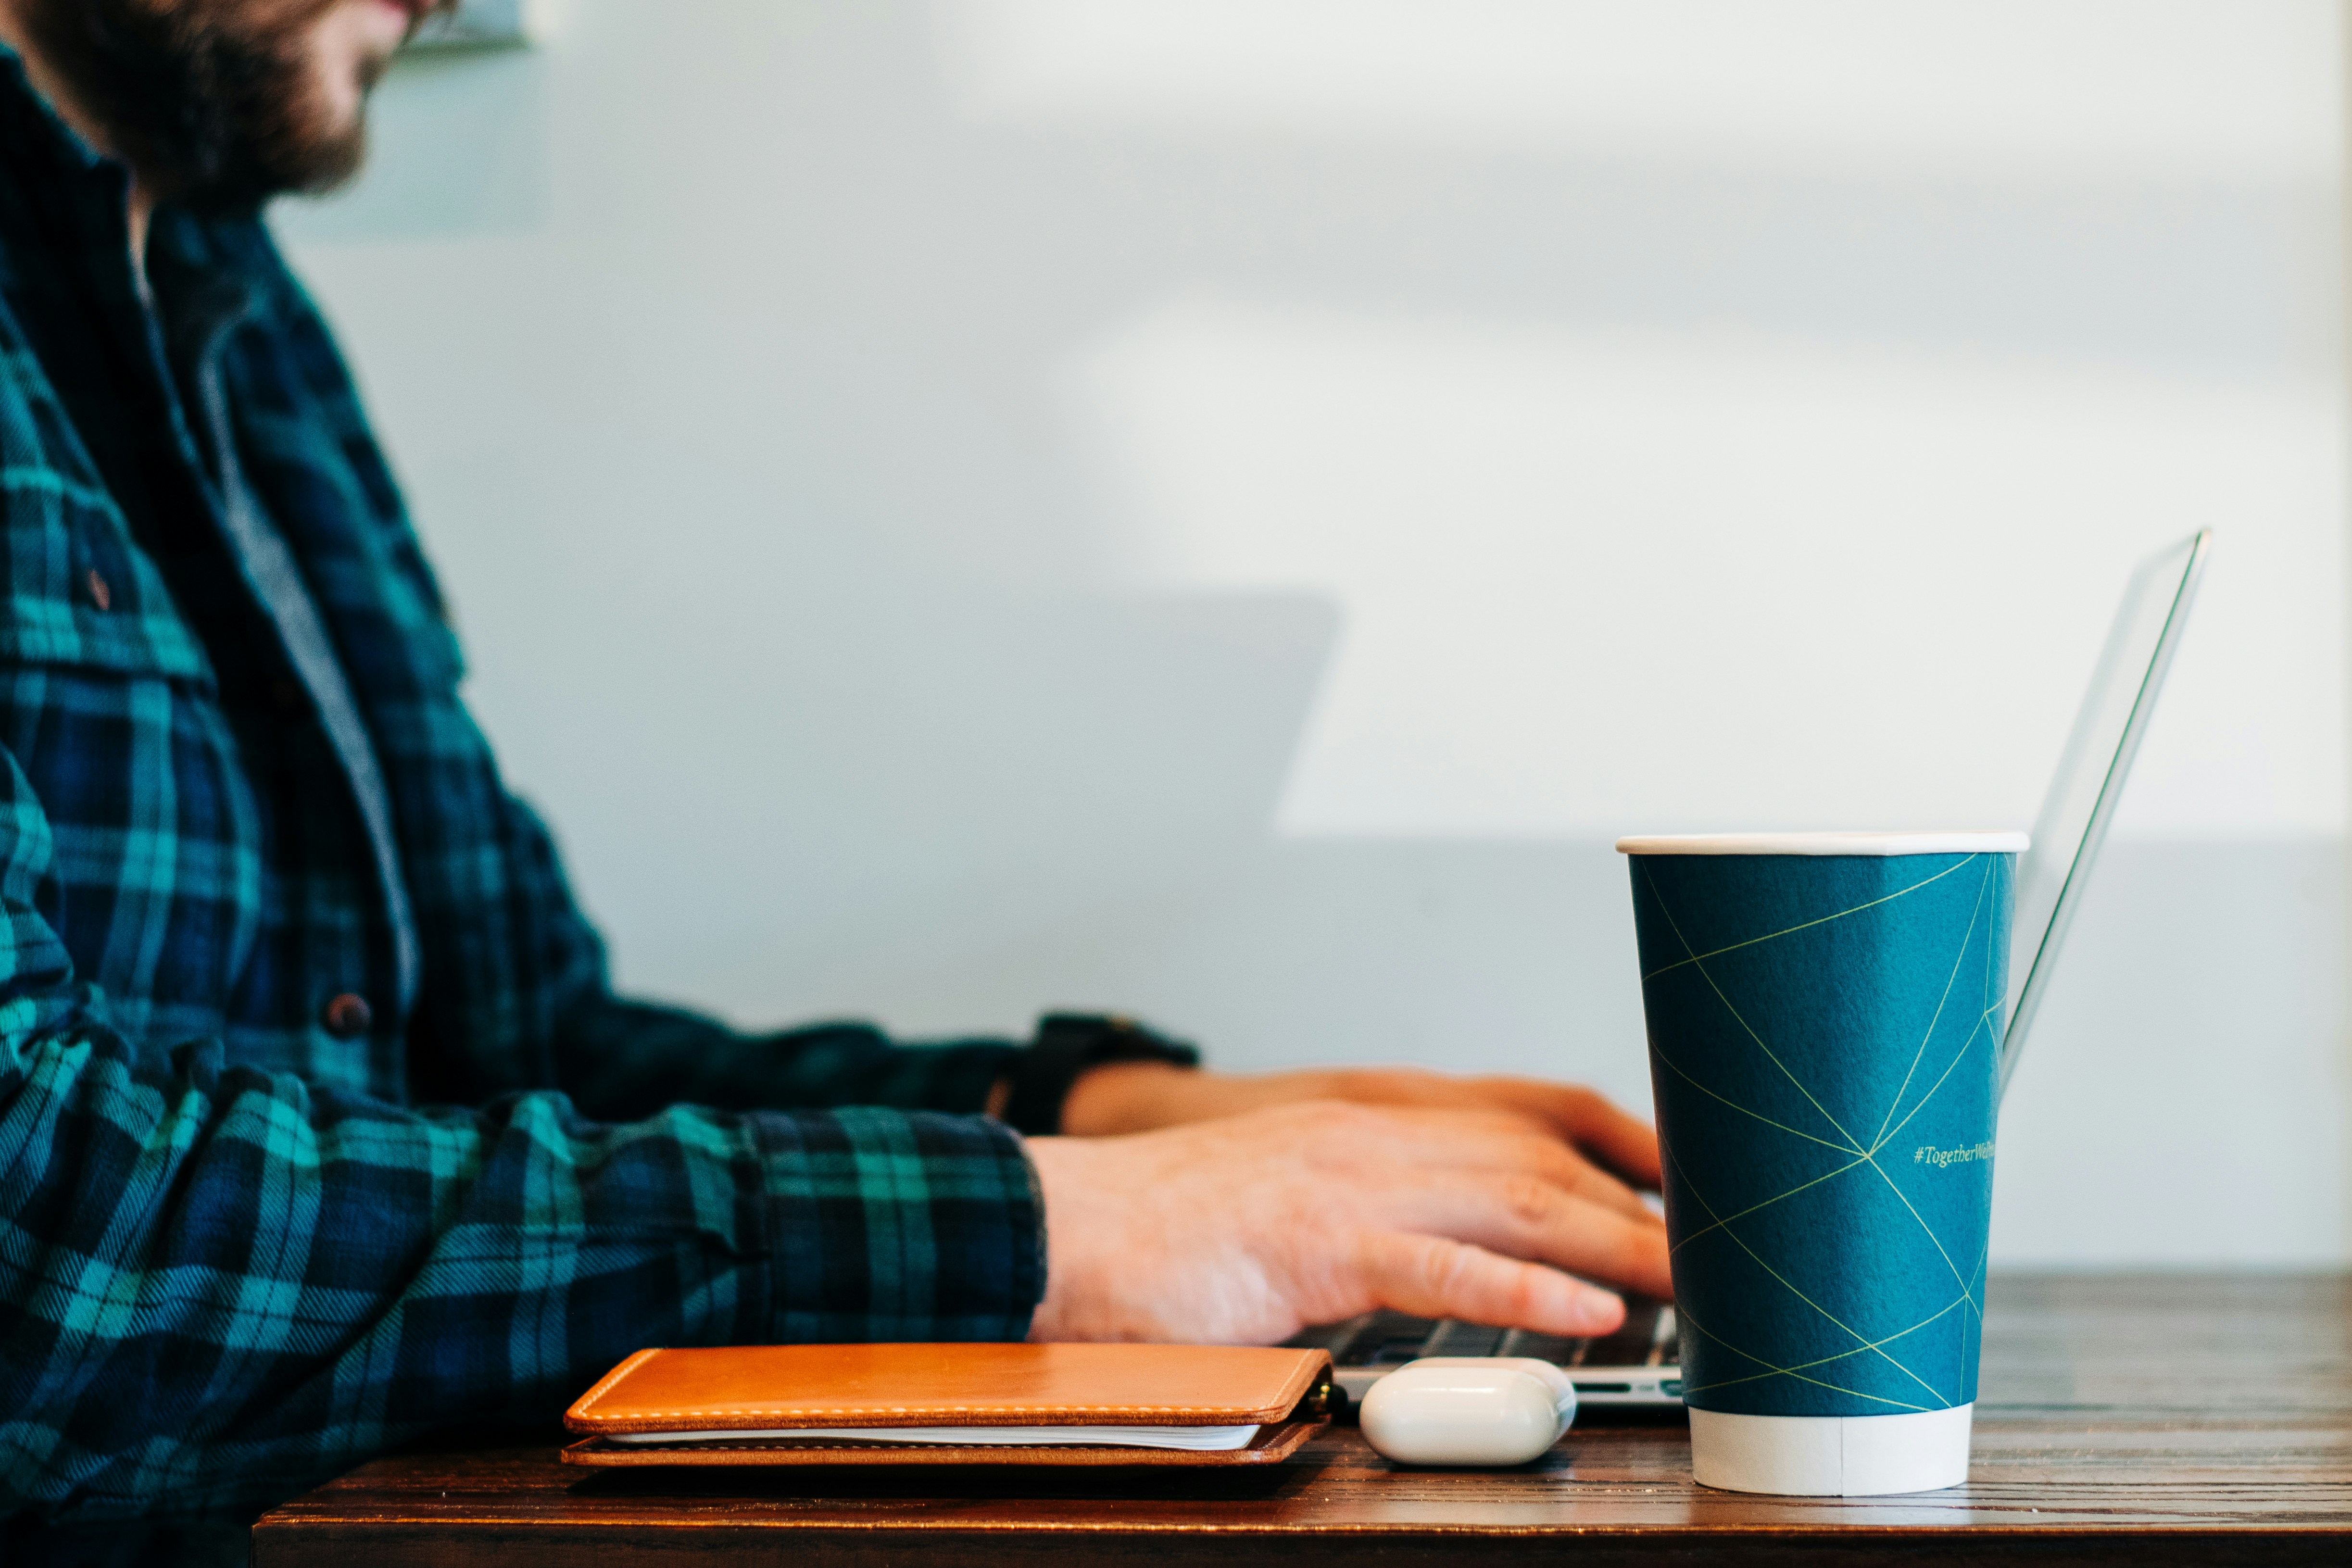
[{"left": 0, "top": 740, "right": 1043, "bottom": 1521}]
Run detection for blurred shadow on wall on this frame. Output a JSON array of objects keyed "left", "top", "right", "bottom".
[{"left": 577, "top": 587, "right": 1348, "bottom": 1033}]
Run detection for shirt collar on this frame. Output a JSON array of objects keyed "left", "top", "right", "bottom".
[
  {"left": 0, "top": 41, "right": 279, "bottom": 346},
  {"left": 0, "top": 39, "right": 126, "bottom": 180}
]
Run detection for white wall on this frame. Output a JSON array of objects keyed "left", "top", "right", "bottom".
[{"left": 276, "top": 0, "right": 2350, "bottom": 1266}]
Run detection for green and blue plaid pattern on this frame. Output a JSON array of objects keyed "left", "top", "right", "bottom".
[{"left": 0, "top": 51, "right": 1044, "bottom": 1531}]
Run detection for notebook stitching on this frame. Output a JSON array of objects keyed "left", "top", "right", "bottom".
[
  {"left": 569, "top": 1348, "right": 662, "bottom": 1416},
  {"left": 577, "top": 1405, "right": 1268, "bottom": 1419},
  {"left": 567, "top": 1349, "right": 1322, "bottom": 1423},
  {"left": 597, "top": 1448, "right": 1279, "bottom": 1457}
]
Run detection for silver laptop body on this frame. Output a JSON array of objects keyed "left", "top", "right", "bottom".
[{"left": 1295, "top": 531, "right": 2213, "bottom": 1408}]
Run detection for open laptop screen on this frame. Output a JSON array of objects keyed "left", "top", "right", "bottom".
[{"left": 2000, "top": 531, "right": 2209, "bottom": 1099}]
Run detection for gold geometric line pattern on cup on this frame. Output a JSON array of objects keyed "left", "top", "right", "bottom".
[
  {"left": 1677, "top": 1290, "right": 1974, "bottom": 1405},
  {"left": 1860, "top": 1149, "right": 1981, "bottom": 1321},
  {"left": 1947, "top": 1241, "right": 1991, "bottom": 1377},
  {"left": 1676, "top": 1302, "right": 1930, "bottom": 1412},
  {"left": 1869, "top": 859, "right": 1995, "bottom": 1150},
  {"left": 1680, "top": 1292, "right": 1973, "bottom": 1398},
  {"left": 1640, "top": 851, "right": 2006, "bottom": 1412},
  {"left": 1861, "top": 1064, "right": 1996, "bottom": 1323},
  {"left": 1638, "top": 861, "right": 1865, "bottom": 1153},
  {"left": 1866, "top": 868, "right": 2005, "bottom": 1162},
  {"left": 1861, "top": 990, "right": 2004, "bottom": 1324},
  {"left": 1677, "top": 1314, "right": 1931, "bottom": 1411},
  {"left": 1671, "top": 1295, "right": 1943, "bottom": 1413},
  {"left": 1684, "top": 965, "right": 1868, "bottom": 1150},
  {"left": 1650, "top": 1045, "right": 1866, "bottom": 1156},
  {"left": 1639, "top": 855, "right": 1975, "bottom": 982},
  {"left": 1869, "top": 1001, "right": 2002, "bottom": 1160},
  {"left": 1664, "top": 1140, "right": 1951, "bottom": 1407},
  {"left": 1846, "top": 869, "right": 2000, "bottom": 1317},
  {"left": 1667, "top": 1151, "right": 1873, "bottom": 1260}
]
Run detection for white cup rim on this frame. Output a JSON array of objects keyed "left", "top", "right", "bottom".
[{"left": 1615, "top": 831, "right": 2028, "bottom": 857}]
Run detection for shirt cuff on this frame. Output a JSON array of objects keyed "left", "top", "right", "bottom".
[
  {"left": 757, "top": 1105, "right": 1045, "bottom": 1340},
  {"left": 996, "top": 1013, "right": 1202, "bottom": 1135}
]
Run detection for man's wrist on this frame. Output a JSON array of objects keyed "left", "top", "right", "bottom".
[
  {"left": 1057, "top": 1059, "right": 1199, "bottom": 1136},
  {"left": 992, "top": 1013, "right": 1200, "bottom": 1135}
]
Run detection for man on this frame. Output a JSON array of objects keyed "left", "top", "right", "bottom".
[{"left": 0, "top": 0, "right": 1671, "bottom": 1543}]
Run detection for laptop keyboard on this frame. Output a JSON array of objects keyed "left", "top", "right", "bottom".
[{"left": 1285, "top": 1300, "right": 1683, "bottom": 1404}]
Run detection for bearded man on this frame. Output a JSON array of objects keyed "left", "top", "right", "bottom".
[{"left": 0, "top": 0, "right": 1670, "bottom": 1554}]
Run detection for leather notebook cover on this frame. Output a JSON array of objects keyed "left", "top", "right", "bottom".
[{"left": 562, "top": 1342, "right": 1333, "bottom": 1468}]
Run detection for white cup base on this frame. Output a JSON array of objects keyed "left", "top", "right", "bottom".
[{"left": 1688, "top": 1405, "right": 1973, "bottom": 1496}]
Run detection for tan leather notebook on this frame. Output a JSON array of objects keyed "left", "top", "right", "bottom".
[{"left": 562, "top": 1342, "right": 1335, "bottom": 1468}]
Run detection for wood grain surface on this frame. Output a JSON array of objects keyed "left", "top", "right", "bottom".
[{"left": 251, "top": 1273, "right": 2352, "bottom": 1566}]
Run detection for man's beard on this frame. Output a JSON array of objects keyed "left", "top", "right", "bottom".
[{"left": 20, "top": 0, "right": 382, "bottom": 216}]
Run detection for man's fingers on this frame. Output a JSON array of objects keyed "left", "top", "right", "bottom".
[
  {"left": 1522, "top": 1135, "right": 1659, "bottom": 1223},
  {"left": 1380, "top": 1168, "right": 1675, "bottom": 1300},
  {"left": 1470, "top": 1126, "right": 1658, "bottom": 1225},
  {"left": 1319, "top": 1105, "right": 1660, "bottom": 1226},
  {"left": 1496, "top": 1080, "right": 1666, "bottom": 1189},
  {"left": 1355, "top": 1231, "right": 1628, "bottom": 1337},
  {"left": 1340, "top": 1083, "right": 1665, "bottom": 1202}
]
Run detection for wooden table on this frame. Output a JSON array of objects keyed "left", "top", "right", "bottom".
[{"left": 253, "top": 1273, "right": 2352, "bottom": 1565}]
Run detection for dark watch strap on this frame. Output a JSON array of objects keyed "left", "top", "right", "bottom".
[{"left": 998, "top": 1013, "right": 1200, "bottom": 1136}]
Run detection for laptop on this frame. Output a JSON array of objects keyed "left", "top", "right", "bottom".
[{"left": 1288, "top": 531, "right": 2214, "bottom": 1408}]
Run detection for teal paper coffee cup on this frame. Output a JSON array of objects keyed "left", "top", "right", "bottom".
[{"left": 1616, "top": 831, "right": 2024, "bottom": 1497}]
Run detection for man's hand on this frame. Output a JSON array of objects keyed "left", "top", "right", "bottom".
[
  {"left": 1022, "top": 1101, "right": 1673, "bottom": 1345},
  {"left": 1062, "top": 1062, "right": 1663, "bottom": 1193}
]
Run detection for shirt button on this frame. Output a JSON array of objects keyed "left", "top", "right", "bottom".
[
  {"left": 85, "top": 568, "right": 111, "bottom": 612},
  {"left": 322, "top": 992, "right": 373, "bottom": 1039}
]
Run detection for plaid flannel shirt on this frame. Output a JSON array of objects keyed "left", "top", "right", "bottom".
[{"left": 0, "top": 51, "right": 1043, "bottom": 1530}]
